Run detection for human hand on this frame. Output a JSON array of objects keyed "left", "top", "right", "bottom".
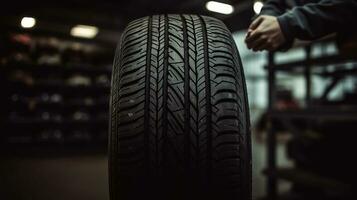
[{"left": 245, "top": 15, "right": 286, "bottom": 51}]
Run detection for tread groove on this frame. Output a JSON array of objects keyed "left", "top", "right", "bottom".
[
  {"left": 180, "top": 14, "right": 191, "bottom": 172},
  {"left": 199, "top": 15, "right": 213, "bottom": 185},
  {"left": 144, "top": 16, "right": 152, "bottom": 176},
  {"left": 162, "top": 14, "right": 169, "bottom": 168}
]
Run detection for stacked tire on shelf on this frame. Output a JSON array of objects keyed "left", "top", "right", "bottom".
[{"left": 109, "top": 14, "right": 251, "bottom": 200}]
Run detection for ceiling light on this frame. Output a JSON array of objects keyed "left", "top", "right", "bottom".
[
  {"left": 70, "top": 25, "right": 99, "bottom": 39},
  {"left": 253, "top": 1, "right": 264, "bottom": 14},
  {"left": 206, "top": 1, "right": 234, "bottom": 15},
  {"left": 21, "top": 17, "right": 36, "bottom": 29}
]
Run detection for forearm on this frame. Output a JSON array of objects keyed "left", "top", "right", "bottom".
[{"left": 278, "top": 0, "right": 357, "bottom": 41}]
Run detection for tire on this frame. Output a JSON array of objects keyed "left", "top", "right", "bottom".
[{"left": 109, "top": 14, "right": 251, "bottom": 200}]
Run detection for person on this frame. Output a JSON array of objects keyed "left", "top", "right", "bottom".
[{"left": 245, "top": 0, "right": 357, "bottom": 52}]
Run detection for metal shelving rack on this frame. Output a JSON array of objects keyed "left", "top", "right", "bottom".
[
  {"left": 265, "top": 45, "right": 357, "bottom": 199},
  {"left": 0, "top": 31, "right": 114, "bottom": 151}
]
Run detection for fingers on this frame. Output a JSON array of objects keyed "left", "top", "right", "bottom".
[
  {"left": 252, "top": 38, "right": 279, "bottom": 52},
  {"left": 254, "top": 42, "right": 271, "bottom": 51},
  {"left": 246, "top": 32, "right": 277, "bottom": 51},
  {"left": 248, "top": 36, "right": 266, "bottom": 51},
  {"left": 245, "top": 29, "right": 262, "bottom": 44},
  {"left": 245, "top": 15, "right": 283, "bottom": 52},
  {"left": 249, "top": 16, "right": 264, "bottom": 30},
  {"left": 245, "top": 16, "right": 265, "bottom": 44},
  {"left": 246, "top": 29, "right": 252, "bottom": 38}
]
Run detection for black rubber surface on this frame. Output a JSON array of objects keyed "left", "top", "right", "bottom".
[{"left": 109, "top": 14, "right": 251, "bottom": 200}]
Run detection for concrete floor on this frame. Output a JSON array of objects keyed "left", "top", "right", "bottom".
[
  {"left": 0, "top": 136, "right": 292, "bottom": 200},
  {"left": 0, "top": 154, "right": 109, "bottom": 200}
]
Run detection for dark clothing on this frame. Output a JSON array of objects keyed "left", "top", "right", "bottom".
[{"left": 260, "top": 0, "right": 357, "bottom": 50}]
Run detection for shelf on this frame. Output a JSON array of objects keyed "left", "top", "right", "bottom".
[
  {"left": 3, "top": 24, "right": 117, "bottom": 48},
  {"left": 9, "top": 82, "right": 110, "bottom": 96},
  {"left": 0, "top": 23, "right": 114, "bottom": 147},
  {"left": 265, "top": 44, "right": 357, "bottom": 200},
  {"left": 8, "top": 101, "right": 109, "bottom": 112},
  {"left": 0, "top": 144, "right": 108, "bottom": 156},
  {"left": 3, "top": 118, "right": 108, "bottom": 129},
  {"left": 317, "top": 66, "right": 357, "bottom": 77},
  {"left": 0, "top": 62, "right": 112, "bottom": 75},
  {"left": 269, "top": 107, "right": 357, "bottom": 121},
  {"left": 266, "top": 54, "right": 357, "bottom": 71}
]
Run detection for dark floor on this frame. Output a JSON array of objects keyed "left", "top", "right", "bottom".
[
  {"left": 0, "top": 134, "right": 292, "bottom": 200},
  {"left": 0, "top": 153, "right": 109, "bottom": 200}
]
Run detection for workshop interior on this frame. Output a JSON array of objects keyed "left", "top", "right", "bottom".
[{"left": 1, "top": 0, "right": 356, "bottom": 200}]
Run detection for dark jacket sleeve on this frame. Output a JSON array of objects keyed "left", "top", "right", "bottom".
[
  {"left": 260, "top": 0, "right": 289, "bottom": 16},
  {"left": 277, "top": 0, "right": 357, "bottom": 42}
]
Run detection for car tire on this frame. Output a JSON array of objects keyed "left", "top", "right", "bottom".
[{"left": 109, "top": 14, "right": 251, "bottom": 200}]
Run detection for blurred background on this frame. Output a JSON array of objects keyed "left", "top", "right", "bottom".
[{"left": 0, "top": 0, "right": 356, "bottom": 200}]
